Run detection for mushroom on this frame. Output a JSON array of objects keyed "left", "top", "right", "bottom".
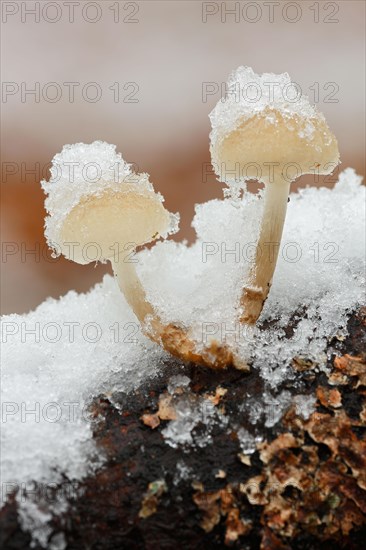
[
  {"left": 209, "top": 67, "right": 340, "bottom": 324},
  {"left": 42, "top": 141, "right": 178, "bottom": 337},
  {"left": 42, "top": 141, "right": 234, "bottom": 369}
]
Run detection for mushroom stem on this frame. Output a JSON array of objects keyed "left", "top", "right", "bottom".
[
  {"left": 112, "top": 251, "right": 160, "bottom": 330},
  {"left": 113, "top": 251, "right": 236, "bottom": 369},
  {"left": 240, "top": 179, "right": 291, "bottom": 324}
]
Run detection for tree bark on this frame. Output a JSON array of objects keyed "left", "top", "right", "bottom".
[{"left": 1, "top": 308, "right": 365, "bottom": 550}]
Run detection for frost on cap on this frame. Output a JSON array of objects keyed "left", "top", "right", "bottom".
[
  {"left": 42, "top": 142, "right": 179, "bottom": 263},
  {"left": 209, "top": 67, "right": 339, "bottom": 185}
]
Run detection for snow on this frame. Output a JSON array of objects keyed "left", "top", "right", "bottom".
[
  {"left": 1, "top": 276, "right": 168, "bottom": 546},
  {"left": 237, "top": 428, "right": 261, "bottom": 455},
  {"left": 209, "top": 66, "right": 320, "bottom": 179},
  {"left": 162, "top": 387, "right": 228, "bottom": 450},
  {"left": 209, "top": 66, "right": 318, "bottom": 132},
  {"left": 173, "top": 460, "right": 193, "bottom": 486}
]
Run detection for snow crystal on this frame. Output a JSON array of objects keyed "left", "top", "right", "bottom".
[
  {"left": 294, "top": 395, "right": 317, "bottom": 420},
  {"left": 173, "top": 460, "right": 193, "bottom": 486},
  {"left": 236, "top": 428, "right": 259, "bottom": 455},
  {"left": 209, "top": 66, "right": 318, "bottom": 160},
  {"left": 167, "top": 374, "right": 191, "bottom": 394},
  {"left": 240, "top": 390, "right": 292, "bottom": 429},
  {"left": 17, "top": 498, "right": 67, "bottom": 550},
  {"left": 162, "top": 392, "right": 228, "bottom": 449},
  {"left": 241, "top": 390, "right": 317, "bottom": 431}
]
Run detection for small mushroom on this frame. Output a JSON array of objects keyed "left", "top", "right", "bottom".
[
  {"left": 42, "top": 141, "right": 178, "bottom": 340},
  {"left": 42, "top": 142, "right": 233, "bottom": 368},
  {"left": 210, "top": 67, "right": 340, "bottom": 324}
]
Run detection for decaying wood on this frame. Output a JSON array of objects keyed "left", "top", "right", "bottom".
[{"left": 1, "top": 308, "right": 365, "bottom": 550}]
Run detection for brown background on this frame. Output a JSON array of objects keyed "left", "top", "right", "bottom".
[{"left": 1, "top": 0, "right": 365, "bottom": 314}]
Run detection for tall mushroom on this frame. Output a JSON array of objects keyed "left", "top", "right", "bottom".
[
  {"left": 42, "top": 141, "right": 233, "bottom": 369},
  {"left": 209, "top": 67, "right": 340, "bottom": 324}
]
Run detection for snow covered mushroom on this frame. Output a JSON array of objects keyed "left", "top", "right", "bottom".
[
  {"left": 42, "top": 141, "right": 233, "bottom": 368},
  {"left": 209, "top": 67, "right": 340, "bottom": 324},
  {"left": 42, "top": 141, "right": 178, "bottom": 330}
]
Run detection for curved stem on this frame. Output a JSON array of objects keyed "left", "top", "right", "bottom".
[
  {"left": 112, "top": 251, "right": 236, "bottom": 369},
  {"left": 240, "top": 180, "right": 291, "bottom": 324},
  {"left": 112, "top": 252, "right": 162, "bottom": 334}
]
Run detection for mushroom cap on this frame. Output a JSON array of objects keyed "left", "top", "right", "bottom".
[
  {"left": 42, "top": 142, "right": 179, "bottom": 264},
  {"left": 210, "top": 67, "right": 340, "bottom": 185},
  {"left": 60, "top": 186, "right": 174, "bottom": 264}
]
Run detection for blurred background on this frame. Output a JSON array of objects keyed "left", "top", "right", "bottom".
[{"left": 1, "top": 0, "right": 365, "bottom": 314}]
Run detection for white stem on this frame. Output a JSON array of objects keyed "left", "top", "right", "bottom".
[
  {"left": 241, "top": 180, "right": 291, "bottom": 324},
  {"left": 112, "top": 252, "right": 158, "bottom": 328}
]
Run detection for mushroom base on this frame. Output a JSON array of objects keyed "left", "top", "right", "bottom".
[{"left": 159, "top": 323, "right": 242, "bottom": 370}]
